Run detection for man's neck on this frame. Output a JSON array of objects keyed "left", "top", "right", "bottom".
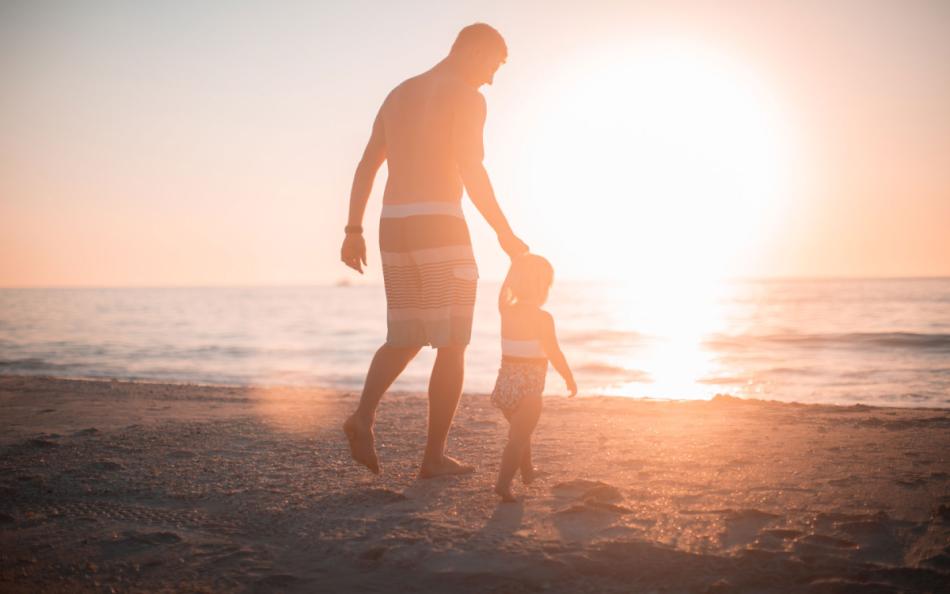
[{"left": 435, "top": 56, "right": 478, "bottom": 88}]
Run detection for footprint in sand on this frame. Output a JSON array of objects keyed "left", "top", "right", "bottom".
[
  {"left": 87, "top": 460, "right": 124, "bottom": 472},
  {"left": 933, "top": 504, "right": 950, "bottom": 522},
  {"left": 27, "top": 436, "right": 60, "bottom": 448},
  {"left": 553, "top": 504, "right": 622, "bottom": 542},
  {"left": 341, "top": 488, "right": 409, "bottom": 506},
  {"left": 551, "top": 480, "right": 633, "bottom": 542},
  {"left": 720, "top": 509, "right": 780, "bottom": 548},
  {"left": 797, "top": 533, "right": 859, "bottom": 550},
  {"left": 551, "top": 479, "right": 623, "bottom": 503},
  {"left": 833, "top": 512, "right": 924, "bottom": 566},
  {"left": 99, "top": 530, "right": 183, "bottom": 555},
  {"left": 761, "top": 528, "right": 804, "bottom": 539}
]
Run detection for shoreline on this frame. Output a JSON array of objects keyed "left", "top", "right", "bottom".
[
  {"left": 2, "top": 374, "right": 949, "bottom": 592},
  {"left": 1, "top": 372, "right": 947, "bottom": 413}
]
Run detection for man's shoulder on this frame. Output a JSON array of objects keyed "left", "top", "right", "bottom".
[
  {"left": 385, "top": 71, "right": 478, "bottom": 99},
  {"left": 428, "top": 71, "right": 485, "bottom": 109},
  {"left": 383, "top": 70, "right": 484, "bottom": 119}
]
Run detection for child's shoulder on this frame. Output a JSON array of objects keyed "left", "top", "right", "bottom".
[{"left": 531, "top": 309, "right": 555, "bottom": 340}]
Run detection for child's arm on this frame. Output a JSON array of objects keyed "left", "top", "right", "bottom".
[{"left": 538, "top": 311, "right": 577, "bottom": 397}]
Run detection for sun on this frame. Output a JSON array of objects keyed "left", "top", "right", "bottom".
[{"left": 523, "top": 37, "right": 799, "bottom": 283}]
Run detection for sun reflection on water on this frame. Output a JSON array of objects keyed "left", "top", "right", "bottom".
[{"left": 599, "top": 277, "right": 733, "bottom": 400}]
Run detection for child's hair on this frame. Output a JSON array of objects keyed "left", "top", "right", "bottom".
[{"left": 500, "top": 253, "right": 554, "bottom": 309}]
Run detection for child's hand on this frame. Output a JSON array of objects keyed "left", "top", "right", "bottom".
[{"left": 566, "top": 378, "right": 577, "bottom": 398}]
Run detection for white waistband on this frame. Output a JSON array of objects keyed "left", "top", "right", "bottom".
[
  {"left": 381, "top": 202, "right": 464, "bottom": 219},
  {"left": 501, "top": 338, "right": 546, "bottom": 358}
]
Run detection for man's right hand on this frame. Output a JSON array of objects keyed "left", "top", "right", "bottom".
[
  {"left": 498, "top": 231, "right": 529, "bottom": 258},
  {"left": 341, "top": 234, "right": 367, "bottom": 274}
]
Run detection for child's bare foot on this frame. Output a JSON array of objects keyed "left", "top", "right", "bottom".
[
  {"left": 521, "top": 464, "right": 537, "bottom": 485},
  {"left": 494, "top": 484, "right": 518, "bottom": 503}
]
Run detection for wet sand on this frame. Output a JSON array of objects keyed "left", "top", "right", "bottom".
[{"left": 1, "top": 375, "right": 948, "bottom": 593}]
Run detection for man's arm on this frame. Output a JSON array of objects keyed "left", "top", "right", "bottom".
[
  {"left": 454, "top": 91, "right": 528, "bottom": 257},
  {"left": 341, "top": 110, "right": 387, "bottom": 274}
]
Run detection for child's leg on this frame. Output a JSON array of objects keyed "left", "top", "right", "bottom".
[
  {"left": 495, "top": 395, "right": 542, "bottom": 501},
  {"left": 520, "top": 442, "right": 535, "bottom": 484},
  {"left": 520, "top": 396, "right": 542, "bottom": 483}
]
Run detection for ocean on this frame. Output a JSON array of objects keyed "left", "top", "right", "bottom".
[{"left": 1, "top": 278, "right": 948, "bottom": 407}]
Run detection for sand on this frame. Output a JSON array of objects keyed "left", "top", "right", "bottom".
[{"left": 1, "top": 375, "right": 948, "bottom": 593}]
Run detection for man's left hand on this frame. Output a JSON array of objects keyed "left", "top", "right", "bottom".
[{"left": 499, "top": 231, "right": 529, "bottom": 258}]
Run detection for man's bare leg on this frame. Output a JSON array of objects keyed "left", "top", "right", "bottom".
[
  {"left": 343, "top": 344, "right": 420, "bottom": 474},
  {"left": 419, "top": 346, "right": 473, "bottom": 478}
]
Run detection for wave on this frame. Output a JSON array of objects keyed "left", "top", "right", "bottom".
[
  {"left": 0, "top": 357, "right": 79, "bottom": 372},
  {"left": 706, "top": 332, "right": 950, "bottom": 351},
  {"left": 575, "top": 362, "right": 650, "bottom": 380},
  {"left": 562, "top": 329, "right": 644, "bottom": 344}
]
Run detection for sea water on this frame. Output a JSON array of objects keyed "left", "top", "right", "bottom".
[{"left": 1, "top": 279, "right": 948, "bottom": 407}]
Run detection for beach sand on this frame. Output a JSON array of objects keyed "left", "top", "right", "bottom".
[{"left": 1, "top": 375, "right": 948, "bottom": 593}]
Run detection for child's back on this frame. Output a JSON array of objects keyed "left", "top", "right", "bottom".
[
  {"left": 500, "top": 303, "right": 547, "bottom": 360},
  {"left": 491, "top": 255, "right": 576, "bottom": 502}
]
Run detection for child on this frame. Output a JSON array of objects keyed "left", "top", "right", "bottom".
[{"left": 491, "top": 254, "right": 577, "bottom": 502}]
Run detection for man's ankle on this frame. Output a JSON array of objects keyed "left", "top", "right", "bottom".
[
  {"left": 420, "top": 453, "right": 443, "bottom": 468},
  {"left": 351, "top": 409, "right": 376, "bottom": 425}
]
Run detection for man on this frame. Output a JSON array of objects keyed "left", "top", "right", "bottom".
[{"left": 340, "top": 23, "right": 528, "bottom": 478}]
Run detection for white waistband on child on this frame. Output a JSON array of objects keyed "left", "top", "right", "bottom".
[
  {"left": 380, "top": 202, "right": 464, "bottom": 219},
  {"left": 501, "top": 339, "right": 546, "bottom": 358}
]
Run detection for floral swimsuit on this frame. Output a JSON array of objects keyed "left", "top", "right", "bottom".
[{"left": 490, "top": 339, "right": 547, "bottom": 412}]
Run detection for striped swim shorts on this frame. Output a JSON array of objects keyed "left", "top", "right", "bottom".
[{"left": 379, "top": 202, "right": 478, "bottom": 348}]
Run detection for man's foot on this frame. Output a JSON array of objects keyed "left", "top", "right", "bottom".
[
  {"left": 418, "top": 455, "right": 475, "bottom": 479},
  {"left": 342, "top": 414, "right": 380, "bottom": 475},
  {"left": 494, "top": 484, "right": 518, "bottom": 503}
]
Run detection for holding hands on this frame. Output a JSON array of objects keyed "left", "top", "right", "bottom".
[{"left": 498, "top": 230, "right": 529, "bottom": 259}]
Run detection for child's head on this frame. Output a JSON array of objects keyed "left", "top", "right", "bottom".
[{"left": 502, "top": 253, "right": 554, "bottom": 307}]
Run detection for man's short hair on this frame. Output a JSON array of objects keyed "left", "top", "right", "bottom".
[{"left": 450, "top": 23, "right": 507, "bottom": 57}]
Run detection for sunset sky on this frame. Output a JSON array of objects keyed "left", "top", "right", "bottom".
[{"left": 2, "top": 0, "right": 948, "bottom": 287}]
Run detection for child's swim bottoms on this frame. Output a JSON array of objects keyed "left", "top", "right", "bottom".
[{"left": 490, "top": 359, "right": 546, "bottom": 412}]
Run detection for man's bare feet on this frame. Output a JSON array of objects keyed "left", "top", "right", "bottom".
[
  {"left": 418, "top": 455, "right": 475, "bottom": 479},
  {"left": 342, "top": 414, "right": 380, "bottom": 475},
  {"left": 494, "top": 484, "right": 518, "bottom": 503}
]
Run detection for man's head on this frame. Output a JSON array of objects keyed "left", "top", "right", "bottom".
[{"left": 449, "top": 23, "right": 507, "bottom": 87}]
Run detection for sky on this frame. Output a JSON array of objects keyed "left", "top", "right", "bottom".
[{"left": 1, "top": 0, "right": 949, "bottom": 287}]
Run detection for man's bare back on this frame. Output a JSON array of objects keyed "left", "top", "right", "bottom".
[{"left": 378, "top": 69, "right": 485, "bottom": 205}]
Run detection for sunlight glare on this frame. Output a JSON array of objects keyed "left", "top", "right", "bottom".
[
  {"left": 527, "top": 37, "right": 799, "bottom": 282},
  {"left": 602, "top": 277, "right": 730, "bottom": 399}
]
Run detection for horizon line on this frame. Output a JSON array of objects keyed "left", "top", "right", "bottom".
[{"left": 2, "top": 274, "right": 949, "bottom": 290}]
